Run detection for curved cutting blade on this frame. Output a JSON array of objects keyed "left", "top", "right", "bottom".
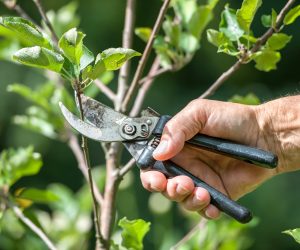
[{"left": 59, "top": 102, "right": 126, "bottom": 142}]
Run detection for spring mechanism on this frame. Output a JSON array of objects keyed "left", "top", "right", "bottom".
[{"left": 150, "top": 136, "right": 161, "bottom": 148}]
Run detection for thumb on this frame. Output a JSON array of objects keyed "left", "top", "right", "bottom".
[{"left": 153, "top": 100, "right": 208, "bottom": 161}]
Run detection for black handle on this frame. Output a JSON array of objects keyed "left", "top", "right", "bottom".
[
  {"left": 153, "top": 115, "right": 278, "bottom": 169},
  {"left": 187, "top": 134, "right": 278, "bottom": 168},
  {"left": 152, "top": 160, "right": 252, "bottom": 224}
]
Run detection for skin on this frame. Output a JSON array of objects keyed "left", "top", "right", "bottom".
[{"left": 140, "top": 96, "right": 300, "bottom": 219}]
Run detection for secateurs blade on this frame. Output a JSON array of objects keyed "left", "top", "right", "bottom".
[{"left": 59, "top": 95, "right": 278, "bottom": 224}]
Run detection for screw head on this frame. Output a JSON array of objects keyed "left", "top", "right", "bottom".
[
  {"left": 123, "top": 124, "right": 136, "bottom": 135},
  {"left": 146, "top": 119, "right": 152, "bottom": 125}
]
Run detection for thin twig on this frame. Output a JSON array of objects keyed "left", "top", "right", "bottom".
[
  {"left": 121, "top": 0, "right": 171, "bottom": 112},
  {"left": 11, "top": 204, "right": 57, "bottom": 250},
  {"left": 115, "top": 0, "right": 137, "bottom": 111},
  {"left": 94, "top": 79, "right": 116, "bottom": 102},
  {"left": 119, "top": 158, "right": 136, "bottom": 177},
  {"left": 170, "top": 219, "right": 207, "bottom": 250},
  {"left": 199, "top": 0, "right": 296, "bottom": 99},
  {"left": 75, "top": 89, "right": 105, "bottom": 249},
  {"left": 130, "top": 56, "right": 162, "bottom": 117},
  {"left": 139, "top": 66, "right": 169, "bottom": 85},
  {"left": 67, "top": 132, "right": 104, "bottom": 206},
  {"left": 32, "top": 0, "right": 59, "bottom": 44}
]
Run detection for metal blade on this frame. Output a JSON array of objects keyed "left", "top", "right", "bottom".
[
  {"left": 123, "top": 141, "right": 148, "bottom": 161},
  {"left": 59, "top": 102, "right": 126, "bottom": 142}
]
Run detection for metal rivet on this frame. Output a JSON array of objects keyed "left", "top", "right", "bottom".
[
  {"left": 146, "top": 119, "right": 152, "bottom": 125},
  {"left": 123, "top": 124, "right": 136, "bottom": 135}
]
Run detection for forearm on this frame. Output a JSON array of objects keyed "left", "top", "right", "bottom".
[{"left": 255, "top": 96, "right": 300, "bottom": 173}]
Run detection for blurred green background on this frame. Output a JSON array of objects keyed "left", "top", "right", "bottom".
[{"left": 1, "top": 0, "right": 300, "bottom": 249}]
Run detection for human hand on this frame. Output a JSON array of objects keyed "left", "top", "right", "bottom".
[{"left": 140, "top": 96, "right": 300, "bottom": 219}]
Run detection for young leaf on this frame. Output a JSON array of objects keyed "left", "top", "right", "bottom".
[
  {"left": 15, "top": 188, "right": 59, "bottom": 204},
  {"left": 252, "top": 49, "right": 281, "bottom": 72},
  {"left": 229, "top": 93, "right": 260, "bottom": 105},
  {"left": 80, "top": 45, "right": 94, "bottom": 71},
  {"left": 207, "top": 29, "right": 231, "bottom": 47},
  {"left": 188, "top": 5, "right": 214, "bottom": 39},
  {"left": 172, "top": 0, "right": 197, "bottom": 25},
  {"left": 283, "top": 228, "right": 300, "bottom": 244},
  {"left": 13, "top": 46, "right": 64, "bottom": 73},
  {"left": 283, "top": 5, "right": 300, "bottom": 25},
  {"left": 0, "top": 147, "right": 42, "bottom": 186},
  {"left": 135, "top": 27, "right": 152, "bottom": 43},
  {"left": 58, "top": 28, "right": 85, "bottom": 65},
  {"left": 236, "top": 0, "right": 262, "bottom": 32},
  {"left": 99, "top": 48, "right": 141, "bottom": 71},
  {"left": 219, "top": 6, "right": 244, "bottom": 41},
  {"left": 266, "top": 33, "right": 292, "bottom": 51},
  {"left": 119, "top": 217, "right": 151, "bottom": 250},
  {"left": 179, "top": 33, "right": 199, "bottom": 53},
  {"left": 271, "top": 9, "right": 278, "bottom": 28},
  {"left": 2, "top": 17, "right": 52, "bottom": 49},
  {"left": 261, "top": 9, "right": 277, "bottom": 28}
]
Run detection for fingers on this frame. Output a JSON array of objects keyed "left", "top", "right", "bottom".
[
  {"left": 140, "top": 170, "right": 221, "bottom": 219},
  {"left": 153, "top": 99, "right": 208, "bottom": 161}
]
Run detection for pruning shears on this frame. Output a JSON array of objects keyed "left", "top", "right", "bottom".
[{"left": 59, "top": 95, "right": 278, "bottom": 224}]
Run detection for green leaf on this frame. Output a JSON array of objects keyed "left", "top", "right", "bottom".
[
  {"left": 217, "top": 44, "right": 240, "bottom": 56},
  {"left": 283, "top": 5, "right": 300, "bottom": 25},
  {"left": 135, "top": 27, "right": 152, "bottom": 43},
  {"left": 261, "top": 9, "right": 277, "bottom": 28},
  {"left": 80, "top": 45, "right": 94, "bottom": 71},
  {"left": 219, "top": 6, "right": 244, "bottom": 41},
  {"left": 207, "top": 29, "right": 231, "bottom": 47},
  {"left": 228, "top": 93, "right": 260, "bottom": 105},
  {"left": 119, "top": 217, "right": 151, "bottom": 250},
  {"left": 261, "top": 15, "right": 271, "bottom": 28},
  {"left": 172, "top": 0, "right": 197, "bottom": 25},
  {"left": 188, "top": 5, "right": 214, "bottom": 39},
  {"left": 99, "top": 48, "right": 141, "bottom": 71},
  {"left": 236, "top": 0, "right": 262, "bottom": 32},
  {"left": 16, "top": 188, "right": 59, "bottom": 204},
  {"left": 179, "top": 33, "right": 199, "bottom": 53},
  {"left": 2, "top": 17, "right": 52, "bottom": 49},
  {"left": 266, "top": 33, "right": 292, "bottom": 51},
  {"left": 0, "top": 147, "right": 42, "bottom": 186},
  {"left": 58, "top": 28, "right": 85, "bottom": 65},
  {"left": 283, "top": 228, "right": 300, "bottom": 244},
  {"left": 163, "top": 16, "right": 181, "bottom": 48},
  {"left": 13, "top": 46, "right": 64, "bottom": 73},
  {"left": 252, "top": 49, "right": 281, "bottom": 72}
]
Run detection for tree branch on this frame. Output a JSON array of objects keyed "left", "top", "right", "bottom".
[
  {"left": 121, "top": 0, "right": 171, "bottom": 112},
  {"left": 75, "top": 89, "right": 105, "bottom": 249},
  {"left": 119, "top": 158, "right": 136, "bottom": 177},
  {"left": 170, "top": 219, "right": 207, "bottom": 250},
  {"left": 67, "top": 132, "right": 104, "bottom": 206},
  {"left": 199, "top": 0, "right": 296, "bottom": 99},
  {"left": 115, "top": 0, "right": 137, "bottom": 111},
  {"left": 32, "top": 0, "right": 59, "bottom": 44},
  {"left": 94, "top": 79, "right": 116, "bottom": 102},
  {"left": 11, "top": 204, "right": 57, "bottom": 250},
  {"left": 130, "top": 56, "right": 162, "bottom": 117}
]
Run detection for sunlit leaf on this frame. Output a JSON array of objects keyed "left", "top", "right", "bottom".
[
  {"left": 283, "top": 5, "right": 300, "bottom": 25},
  {"left": 16, "top": 188, "right": 59, "bottom": 204},
  {"left": 2, "top": 17, "right": 52, "bottom": 49},
  {"left": 219, "top": 5, "right": 244, "bottom": 41},
  {"left": 13, "top": 46, "right": 64, "bottom": 73},
  {"left": 189, "top": 5, "right": 214, "bottom": 39},
  {"left": 163, "top": 16, "right": 180, "bottom": 48},
  {"left": 59, "top": 28, "right": 85, "bottom": 65},
  {"left": 135, "top": 27, "right": 152, "bottom": 42},
  {"left": 119, "top": 217, "right": 151, "bottom": 250},
  {"left": 283, "top": 228, "right": 300, "bottom": 244},
  {"left": 179, "top": 33, "right": 199, "bottom": 53},
  {"left": 207, "top": 29, "right": 231, "bottom": 47},
  {"left": 0, "top": 147, "right": 42, "bottom": 187},
  {"left": 252, "top": 49, "right": 281, "bottom": 72},
  {"left": 261, "top": 9, "right": 277, "bottom": 28},
  {"left": 228, "top": 93, "right": 260, "bottom": 105},
  {"left": 266, "top": 33, "right": 292, "bottom": 51},
  {"left": 236, "top": 0, "right": 262, "bottom": 32},
  {"left": 80, "top": 45, "right": 94, "bottom": 71}
]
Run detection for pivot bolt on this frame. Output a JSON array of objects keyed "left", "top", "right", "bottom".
[{"left": 123, "top": 124, "right": 136, "bottom": 135}]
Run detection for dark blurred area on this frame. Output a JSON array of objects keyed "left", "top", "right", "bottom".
[{"left": 1, "top": 0, "right": 300, "bottom": 249}]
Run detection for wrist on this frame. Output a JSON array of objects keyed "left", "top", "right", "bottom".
[{"left": 254, "top": 96, "right": 300, "bottom": 174}]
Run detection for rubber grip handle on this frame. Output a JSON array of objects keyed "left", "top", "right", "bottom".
[
  {"left": 187, "top": 134, "right": 278, "bottom": 169},
  {"left": 153, "top": 160, "right": 252, "bottom": 224}
]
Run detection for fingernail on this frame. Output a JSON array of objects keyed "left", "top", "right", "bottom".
[
  {"left": 205, "top": 209, "right": 214, "bottom": 219},
  {"left": 193, "top": 188, "right": 205, "bottom": 204},
  {"left": 153, "top": 140, "right": 168, "bottom": 157},
  {"left": 176, "top": 184, "right": 190, "bottom": 195}
]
